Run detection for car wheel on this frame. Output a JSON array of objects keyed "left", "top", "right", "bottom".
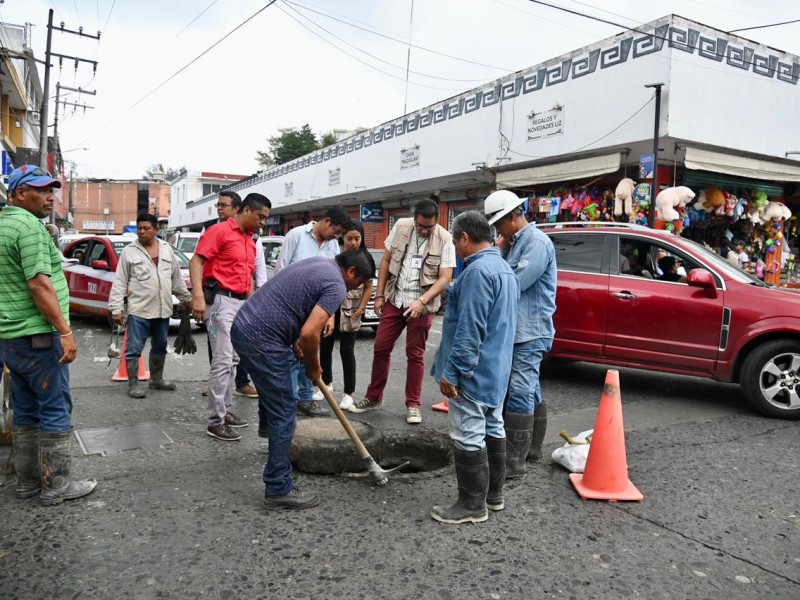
[{"left": 740, "top": 340, "right": 800, "bottom": 420}]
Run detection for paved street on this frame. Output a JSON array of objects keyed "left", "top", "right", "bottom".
[{"left": 2, "top": 319, "right": 799, "bottom": 600}]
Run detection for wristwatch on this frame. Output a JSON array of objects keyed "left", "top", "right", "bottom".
[{"left": 418, "top": 296, "right": 428, "bottom": 305}]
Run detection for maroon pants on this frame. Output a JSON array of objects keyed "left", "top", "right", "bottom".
[{"left": 366, "top": 301, "right": 435, "bottom": 408}]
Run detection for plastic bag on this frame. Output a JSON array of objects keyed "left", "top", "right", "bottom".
[
  {"left": 551, "top": 429, "right": 593, "bottom": 473},
  {"left": 174, "top": 307, "right": 197, "bottom": 355}
]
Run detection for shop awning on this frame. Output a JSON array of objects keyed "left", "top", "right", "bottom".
[
  {"left": 496, "top": 153, "right": 621, "bottom": 188},
  {"left": 684, "top": 147, "right": 800, "bottom": 182}
]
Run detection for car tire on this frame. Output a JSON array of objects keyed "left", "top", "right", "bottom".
[{"left": 740, "top": 339, "right": 800, "bottom": 420}]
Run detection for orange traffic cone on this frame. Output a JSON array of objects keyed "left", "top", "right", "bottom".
[
  {"left": 432, "top": 397, "right": 449, "bottom": 413},
  {"left": 111, "top": 329, "right": 150, "bottom": 382},
  {"left": 569, "top": 369, "right": 643, "bottom": 502}
]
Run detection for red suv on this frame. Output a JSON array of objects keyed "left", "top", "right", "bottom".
[{"left": 541, "top": 223, "right": 800, "bottom": 420}]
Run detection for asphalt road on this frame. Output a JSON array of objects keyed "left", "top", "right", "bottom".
[{"left": 1, "top": 317, "right": 798, "bottom": 600}]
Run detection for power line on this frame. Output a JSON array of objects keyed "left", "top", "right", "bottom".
[
  {"left": 103, "top": 0, "right": 116, "bottom": 33},
  {"left": 143, "top": 0, "right": 219, "bottom": 65},
  {"left": 284, "top": 0, "right": 513, "bottom": 72},
  {"left": 276, "top": 3, "right": 467, "bottom": 92},
  {"left": 729, "top": 18, "right": 800, "bottom": 33},
  {"left": 280, "top": 0, "right": 495, "bottom": 83},
  {"left": 75, "top": 1, "right": 279, "bottom": 146},
  {"left": 506, "top": 92, "right": 655, "bottom": 160}
]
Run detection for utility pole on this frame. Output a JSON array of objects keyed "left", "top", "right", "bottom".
[
  {"left": 38, "top": 9, "right": 100, "bottom": 169},
  {"left": 644, "top": 82, "right": 664, "bottom": 228},
  {"left": 105, "top": 179, "right": 111, "bottom": 235}
]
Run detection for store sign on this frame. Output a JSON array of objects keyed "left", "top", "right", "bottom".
[
  {"left": 401, "top": 145, "right": 420, "bottom": 170},
  {"left": 639, "top": 154, "right": 654, "bottom": 179},
  {"left": 83, "top": 220, "right": 115, "bottom": 230},
  {"left": 360, "top": 204, "right": 383, "bottom": 223},
  {"left": 526, "top": 106, "right": 564, "bottom": 142},
  {"left": 284, "top": 182, "right": 293, "bottom": 197},
  {"left": 329, "top": 168, "right": 341, "bottom": 187},
  {"left": 265, "top": 215, "right": 282, "bottom": 226}
]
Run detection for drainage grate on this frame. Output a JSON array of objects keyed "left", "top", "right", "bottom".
[{"left": 74, "top": 423, "right": 174, "bottom": 456}]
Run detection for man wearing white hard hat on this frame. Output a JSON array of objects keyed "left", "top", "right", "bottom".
[{"left": 484, "top": 189, "right": 557, "bottom": 478}]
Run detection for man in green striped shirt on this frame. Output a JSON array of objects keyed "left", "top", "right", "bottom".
[{"left": 0, "top": 165, "right": 96, "bottom": 505}]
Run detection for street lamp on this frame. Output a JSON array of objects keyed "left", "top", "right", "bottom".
[{"left": 644, "top": 83, "right": 664, "bottom": 227}]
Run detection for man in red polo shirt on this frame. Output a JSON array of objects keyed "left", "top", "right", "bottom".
[{"left": 190, "top": 193, "right": 271, "bottom": 441}]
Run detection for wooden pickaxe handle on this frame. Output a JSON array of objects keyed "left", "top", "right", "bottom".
[{"left": 314, "top": 379, "right": 371, "bottom": 460}]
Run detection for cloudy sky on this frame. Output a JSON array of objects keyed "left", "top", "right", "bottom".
[{"left": 6, "top": 0, "right": 800, "bottom": 179}]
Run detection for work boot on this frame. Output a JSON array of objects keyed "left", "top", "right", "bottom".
[
  {"left": 264, "top": 489, "right": 320, "bottom": 510},
  {"left": 297, "top": 400, "right": 330, "bottom": 417},
  {"left": 505, "top": 412, "right": 534, "bottom": 479},
  {"left": 431, "top": 448, "right": 489, "bottom": 524},
  {"left": 148, "top": 354, "right": 176, "bottom": 391},
  {"left": 527, "top": 402, "right": 548, "bottom": 462},
  {"left": 127, "top": 360, "right": 147, "bottom": 398},
  {"left": 485, "top": 437, "right": 506, "bottom": 512},
  {"left": 40, "top": 430, "right": 97, "bottom": 506},
  {"left": 13, "top": 425, "right": 42, "bottom": 499}
]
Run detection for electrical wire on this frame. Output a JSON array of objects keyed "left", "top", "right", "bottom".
[
  {"left": 524, "top": 0, "right": 794, "bottom": 71},
  {"left": 143, "top": 0, "right": 219, "bottom": 65},
  {"left": 284, "top": 0, "right": 512, "bottom": 72},
  {"left": 74, "top": 0, "right": 279, "bottom": 146},
  {"left": 505, "top": 92, "right": 655, "bottom": 161},
  {"left": 103, "top": 0, "right": 116, "bottom": 33},
  {"left": 276, "top": 3, "right": 467, "bottom": 92},
  {"left": 729, "top": 18, "right": 800, "bottom": 33},
  {"left": 280, "top": 0, "right": 494, "bottom": 83}
]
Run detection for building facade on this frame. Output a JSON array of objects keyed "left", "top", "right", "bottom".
[
  {"left": 68, "top": 179, "right": 171, "bottom": 234},
  {"left": 168, "top": 170, "right": 248, "bottom": 230}
]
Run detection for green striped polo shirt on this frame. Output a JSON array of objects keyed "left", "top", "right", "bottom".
[{"left": 0, "top": 206, "right": 70, "bottom": 339}]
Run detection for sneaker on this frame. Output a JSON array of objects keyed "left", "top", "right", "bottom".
[
  {"left": 235, "top": 385, "right": 258, "bottom": 398},
  {"left": 297, "top": 400, "right": 330, "bottom": 417},
  {"left": 339, "top": 394, "right": 354, "bottom": 410},
  {"left": 201, "top": 386, "right": 209, "bottom": 397},
  {"left": 207, "top": 423, "right": 241, "bottom": 441},
  {"left": 263, "top": 489, "right": 320, "bottom": 510},
  {"left": 348, "top": 397, "right": 383, "bottom": 414},
  {"left": 258, "top": 426, "right": 269, "bottom": 439},
  {"left": 406, "top": 407, "right": 422, "bottom": 424},
  {"left": 224, "top": 412, "right": 248, "bottom": 428},
  {"left": 312, "top": 384, "right": 331, "bottom": 401}
]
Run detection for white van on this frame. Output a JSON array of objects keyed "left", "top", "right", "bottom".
[{"left": 168, "top": 232, "right": 202, "bottom": 259}]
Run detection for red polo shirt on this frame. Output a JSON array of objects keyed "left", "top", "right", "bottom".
[{"left": 195, "top": 218, "right": 256, "bottom": 295}]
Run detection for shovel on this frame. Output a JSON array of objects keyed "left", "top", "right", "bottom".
[{"left": 314, "top": 379, "right": 408, "bottom": 486}]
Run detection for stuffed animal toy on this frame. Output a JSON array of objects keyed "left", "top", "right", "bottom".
[
  {"left": 734, "top": 196, "right": 748, "bottom": 220},
  {"left": 655, "top": 186, "right": 696, "bottom": 221},
  {"left": 723, "top": 192, "right": 737, "bottom": 218},
  {"left": 759, "top": 201, "right": 792, "bottom": 223},
  {"left": 701, "top": 187, "right": 725, "bottom": 212},
  {"left": 693, "top": 190, "right": 713, "bottom": 212},
  {"left": 751, "top": 189, "right": 769, "bottom": 212},
  {"left": 614, "top": 178, "right": 636, "bottom": 216}
]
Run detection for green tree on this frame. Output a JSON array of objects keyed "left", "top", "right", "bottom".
[
  {"left": 256, "top": 124, "right": 319, "bottom": 168},
  {"left": 143, "top": 163, "right": 184, "bottom": 182},
  {"left": 319, "top": 131, "right": 338, "bottom": 148}
]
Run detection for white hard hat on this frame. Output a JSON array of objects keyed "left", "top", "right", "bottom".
[{"left": 483, "top": 189, "right": 525, "bottom": 225}]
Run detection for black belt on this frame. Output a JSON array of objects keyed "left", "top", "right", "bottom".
[{"left": 217, "top": 288, "right": 247, "bottom": 300}]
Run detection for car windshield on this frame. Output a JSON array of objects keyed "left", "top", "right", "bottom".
[
  {"left": 176, "top": 237, "right": 199, "bottom": 253},
  {"left": 682, "top": 237, "right": 768, "bottom": 286},
  {"left": 112, "top": 241, "right": 131, "bottom": 257}
]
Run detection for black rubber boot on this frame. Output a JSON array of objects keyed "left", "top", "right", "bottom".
[
  {"left": 127, "top": 360, "right": 147, "bottom": 398},
  {"left": 505, "top": 412, "right": 534, "bottom": 479},
  {"left": 485, "top": 437, "right": 506, "bottom": 511},
  {"left": 13, "top": 425, "right": 42, "bottom": 499},
  {"left": 148, "top": 354, "right": 176, "bottom": 391},
  {"left": 431, "top": 448, "right": 489, "bottom": 524},
  {"left": 527, "top": 402, "right": 548, "bottom": 462},
  {"left": 40, "top": 431, "right": 97, "bottom": 506}
]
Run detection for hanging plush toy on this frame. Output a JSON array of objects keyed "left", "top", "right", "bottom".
[
  {"left": 701, "top": 187, "right": 725, "bottom": 213},
  {"left": 654, "top": 186, "right": 695, "bottom": 221},
  {"left": 614, "top": 178, "right": 636, "bottom": 216},
  {"left": 759, "top": 201, "right": 792, "bottom": 223}
]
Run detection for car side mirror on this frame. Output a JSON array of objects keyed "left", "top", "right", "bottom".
[
  {"left": 687, "top": 269, "right": 717, "bottom": 299},
  {"left": 91, "top": 259, "right": 110, "bottom": 270}
]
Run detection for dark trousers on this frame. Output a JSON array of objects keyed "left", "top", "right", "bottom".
[{"left": 319, "top": 311, "right": 358, "bottom": 394}]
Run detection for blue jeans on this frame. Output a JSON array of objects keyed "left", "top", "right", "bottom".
[
  {"left": 125, "top": 315, "right": 169, "bottom": 360},
  {"left": 447, "top": 392, "right": 505, "bottom": 452},
  {"left": 0, "top": 334, "right": 72, "bottom": 432},
  {"left": 291, "top": 359, "right": 314, "bottom": 402},
  {"left": 506, "top": 337, "right": 552, "bottom": 415},
  {"left": 231, "top": 327, "right": 296, "bottom": 496}
]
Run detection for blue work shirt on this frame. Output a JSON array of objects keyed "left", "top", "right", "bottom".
[
  {"left": 505, "top": 223, "right": 557, "bottom": 343},
  {"left": 432, "top": 247, "right": 519, "bottom": 407},
  {"left": 275, "top": 222, "right": 339, "bottom": 273}
]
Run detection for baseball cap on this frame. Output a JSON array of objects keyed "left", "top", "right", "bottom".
[{"left": 8, "top": 164, "right": 62, "bottom": 193}]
